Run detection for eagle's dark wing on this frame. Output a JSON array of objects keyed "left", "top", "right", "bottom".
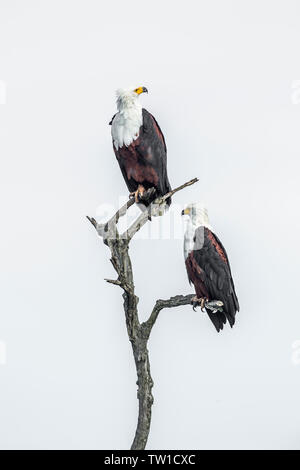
[
  {"left": 144, "top": 109, "right": 167, "bottom": 153},
  {"left": 140, "top": 109, "right": 171, "bottom": 201},
  {"left": 111, "top": 108, "right": 172, "bottom": 206},
  {"left": 186, "top": 226, "right": 239, "bottom": 332}
]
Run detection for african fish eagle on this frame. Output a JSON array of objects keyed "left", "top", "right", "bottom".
[
  {"left": 182, "top": 203, "right": 239, "bottom": 332},
  {"left": 110, "top": 87, "right": 172, "bottom": 207}
]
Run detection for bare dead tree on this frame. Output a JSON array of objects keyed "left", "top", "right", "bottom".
[{"left": 87, "top": 177, "right": 211, "bottom": 449}]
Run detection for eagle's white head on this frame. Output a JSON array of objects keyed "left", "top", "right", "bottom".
[
  {"left": 182, "top": 203, "right": 213, "bottom": 229},
  {"left": 112, "top": 86, "right": 148, "bottom": 149},
  {"left": 116, "top": 86, "right": 148, "bottom": 111},
  {"left": 182, "top": 203, "right": 213, "bottom": 259}
]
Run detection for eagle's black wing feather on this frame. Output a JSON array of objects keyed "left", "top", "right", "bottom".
[
  {"left": 210, "top": 232, "right": 240, "bottom": 313},
  {"left": 137, "top": 109, "right": 172, "bottom": 203},
  {"left": 145, "top": 110, "right": 167, "bottom": 153}
]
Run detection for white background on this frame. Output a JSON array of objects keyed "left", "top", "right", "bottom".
[{"left": 0, "top": 0, "right": 300, "bottom": 449}]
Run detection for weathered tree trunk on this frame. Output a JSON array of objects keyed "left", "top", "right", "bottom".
[
  {"left": 131, "top": 338, "right": 153, "bottom": 450},
  {"left": 109, "top": 238, "right": 154, "bottom": 449},
  {"left": 87, "top": 178, "right": 200, "bottom": 449}
]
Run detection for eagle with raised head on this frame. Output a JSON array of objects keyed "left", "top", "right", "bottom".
[
  {"left": 182, "top": 203, "right": 239, "bottom": 332},
  {"left": 110, "top": 87, "right": 172, "bottom": 207}
]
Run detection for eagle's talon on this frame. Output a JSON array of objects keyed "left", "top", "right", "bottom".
[
  {"left": 130, "top": 185, "right": 146, "bottom": 203},
  {"left": 201, "top": 297, "right": 209, "bottom": 311},
  {"left": 191, "top": 296, "right": 208, "bottom": 311},
  {"left": 137, "top": 185, "right": 145, "bottom": 202},
  {"left": 129, "top": 189, "right": 140, "bottom": 203}
]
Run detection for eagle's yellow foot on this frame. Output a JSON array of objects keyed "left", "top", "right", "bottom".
[
  {"left": 137, "top": 184, "right": 145, "bottom": 202},
  {"left": 130, "top": 185, "right": 146, "bottom": 203},
  {"left": 191, "top": 296, "right": 208, "bottom": 312}
]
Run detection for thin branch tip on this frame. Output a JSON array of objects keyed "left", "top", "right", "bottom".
[
  {"left": 105, "top": 278, "right": 122, "bottom": 286},
  {"left": 86, "top": 215, "right": 97, "bottom": 227}
]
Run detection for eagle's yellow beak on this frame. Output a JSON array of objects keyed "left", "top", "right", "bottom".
[
  {"left": 134, "top": 86, "right": 148, "bottom": 95},
  {"left": 181, "top": 208, "right": 190, "bottom": 215}
]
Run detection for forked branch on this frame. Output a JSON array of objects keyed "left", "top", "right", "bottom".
[{"left": 123, "top": 177, "right": 198, "bottom": 241}]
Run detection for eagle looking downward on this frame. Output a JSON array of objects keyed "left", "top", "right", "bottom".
[{"left": 110, "top": 87, "right": 172, "bottom": 207}]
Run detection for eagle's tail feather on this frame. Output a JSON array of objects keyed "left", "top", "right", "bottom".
[{"left": 206, "top": 310, "right": 227, "bottom": 332}]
